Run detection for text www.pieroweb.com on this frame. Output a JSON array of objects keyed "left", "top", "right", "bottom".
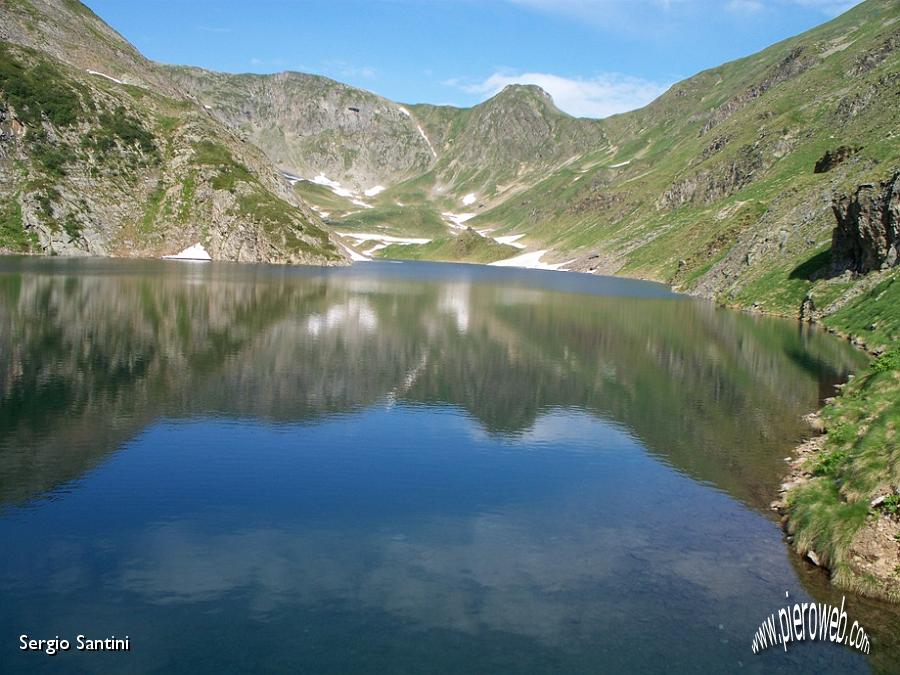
[{"left": 751, "top": 594, "right": 870, "bottom": 654}]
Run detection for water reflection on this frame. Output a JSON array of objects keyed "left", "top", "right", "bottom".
[
  {"left": 0, "top": 258, "right": 862, "bottom": 510},
  {"left": 1, "top": 257, "right": 895, "bottom": 674}
]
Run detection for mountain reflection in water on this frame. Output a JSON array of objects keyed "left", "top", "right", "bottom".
[{"left": 2, "top": 257, "right": 897, "bottom": 675}]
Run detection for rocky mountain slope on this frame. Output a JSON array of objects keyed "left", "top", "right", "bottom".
[
  {"left": 167, "top": 67, "right": 604, "bottom": 241},
  {"left": 163, "top": 65, "right": 438, "bottom": 191},
  {"left": 160, "top": 0, "right": 898, "bottom": 323},
  {"left": 0, "top": 0, "right": 344, "bottom": 264}
]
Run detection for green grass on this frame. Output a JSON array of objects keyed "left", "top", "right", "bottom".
[
  {"left": 292, "top": 181, "right": 357, "bottom": 216},
  {"left": 0, "top": 196, "right": 37, "bottom": 252},
  {"left": 825, "top": 274, "right": 900, "bottom": 348},
  {"left": 788, "top": 363, "right": 899, "bottom": 594},
  {"left": 339, "top": 203, "right": 448, "bottom": 237},
  {"left": 786, "top": 268, "right": 900, "bottom": 601},
  {"left": 178, "top": 173, "right": 196, "bottom": 223},
  {"left": 140, "top": 182, "right": 166, "bottom": 232},
  {"left": 379, "top": 228, "right": 519, "bottom": 263},
  {"left": 192, "top": 141, "right": 253, "bottom": 191}
]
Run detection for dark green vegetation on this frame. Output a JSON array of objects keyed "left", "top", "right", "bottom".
[
  {"left": 82, "top": 105, "right": 157, "bottom": 158},
  {"left": 378, "top": 228, "right": 518, "bottom": 264},
  {"left": 0, "top": 43, "right": 83, "bottom": 127},
  {"left": 192, "top": 140, "right": 254, "bottom": 191}
]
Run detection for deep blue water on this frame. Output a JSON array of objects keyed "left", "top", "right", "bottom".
[{"left": 0, "top": 257, "right": 895, "bottom": 674}]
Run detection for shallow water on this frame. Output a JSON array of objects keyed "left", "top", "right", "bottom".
[{"left": 1, "top": 256, "right": 897, "bottom": 673}]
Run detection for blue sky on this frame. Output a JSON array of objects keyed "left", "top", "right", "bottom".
[{"left": 84, "top": 0, "right": 863, "bottom": 118}]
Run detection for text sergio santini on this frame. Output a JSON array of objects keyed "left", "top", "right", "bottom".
[{"left": 20, "top": 634, "right": 130, "bottom": 655}]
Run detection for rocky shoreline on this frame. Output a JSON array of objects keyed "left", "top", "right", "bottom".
[{"left": 767, "top": 331, "right": 900, "bottom": 603}]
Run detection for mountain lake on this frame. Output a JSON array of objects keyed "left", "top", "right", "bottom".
[{"left": 2, "top": 256, "right": 899, "bottom": 674}]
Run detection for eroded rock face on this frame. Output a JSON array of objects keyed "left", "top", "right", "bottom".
[
  {"left": 657, "top": 144, "right": 765, "bottom": 209},
  {"left": 831, "top": 171, "right": 900, "bottom": 274}
]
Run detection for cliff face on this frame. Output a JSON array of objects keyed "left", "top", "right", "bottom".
[{"left": 832, "top": 171, "right": 900, "bottom": 274}]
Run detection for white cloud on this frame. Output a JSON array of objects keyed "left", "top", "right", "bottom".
[{"left": 451, "top": 71, "right": 670, "bottom": 119}]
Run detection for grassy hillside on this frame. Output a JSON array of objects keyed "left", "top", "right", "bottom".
[
  {"left": 471, "top": 0, "right": 899, "bottom": 317},
  {"left": 378, "top": 228, "right": 518, "bottom": 264}
]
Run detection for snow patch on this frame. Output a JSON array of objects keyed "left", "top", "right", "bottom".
[
  {"left": 298, "top": 173, "right": 375, "bottom": 207},
  {"left": 442, "top": 212, "right": 476, "bottom": 230},
  {"left": 416, "top": 124, "right": 437, "bottom": 158},
  {"left": 462, "top": 193, "right": 477, "bottom": 206},
  {"left": 364, "top": 243, "right": 388, "bottom": 255},
  {"left": 337, "top": 232, "right": 431, "bottom": 246},
  {"left": 279, "top": 170, "right": 302, "bottom": 185},
  {"left": 364, "top": 185, "right": 386, "bottom": 197},
  {"left": 609, "top": 160, "right": 631, "bottom": 168},
  {"left": 162, "top": 243, "right": 212, "bottom": 261},
  {"left": 86, "top": 70, "right": 126, "bottom": 85},
  {"left": 490, "top": 250, "right": 572, "bottom": 270},
  {"left": 396, "top": 106, "right": 436, "bottom": 158},
  {"left": 494, "top": 234, "right": 527, "bottom": 249},
  {"left": 311, "top": 173, "right": 355, "bottom": 198},
  {"left": 337, "top": 241, "right": 371, "bottom": 262}
]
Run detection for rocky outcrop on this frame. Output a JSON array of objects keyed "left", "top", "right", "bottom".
[
  {"left": 849, "top": 30, "right": 900, "bottom": 76},
  {"left": 658, "top": 144, "right": 765, "bottom": 209},
  {"left": 814, "top": 145, "right": 861, "bottom": 173},
  {"left": 831, "top": 171, "right": 900, "bottom": 274},
  {"left": 835, "top": 72, "right": 900, "bottom": 123}
]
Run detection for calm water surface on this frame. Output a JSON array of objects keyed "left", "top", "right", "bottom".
[{"left": 1, "top": 257, "right": 898, "bottom": 674}]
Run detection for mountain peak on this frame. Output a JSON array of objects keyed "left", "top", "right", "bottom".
[
  {"left": 480, "top": 82, "right": 565, "bottom": 117},
  {"left": 499, "top": 83, "right": 551, "bottom": 97}
]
